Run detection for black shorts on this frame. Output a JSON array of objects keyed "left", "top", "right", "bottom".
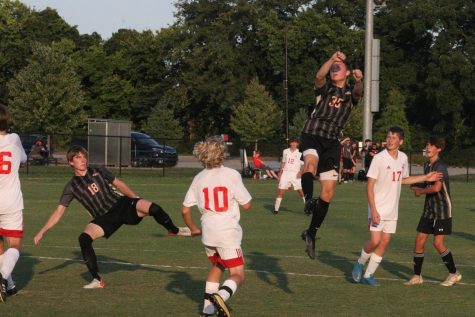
[
  {"left": 343, "top": 157, "right": 354, "bottom": 169},
  {"left": 91, "top": 196, "right": 143, "bottom": 238},
  {"left": 300, "top": 133, "right": 341, "bottom": 174},
  {"left": 416, "top": 217, "right": 452, "bottom": 235}
]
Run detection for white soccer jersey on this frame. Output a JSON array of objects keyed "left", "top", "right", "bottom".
[
  {"left": 183, "top": 166, "right": 252, "bottom": 248},
  {"left": 366, "top": 149, "right": 408, "bottom": 220},
  {"left": 282, "top": 148, "right": 302, "bottom": 172},
  {"left": 0, "top": 133, "right": 27, "bottom": 214}
]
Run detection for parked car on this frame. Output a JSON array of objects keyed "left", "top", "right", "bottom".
[{"left": 131, "top": 131, "right": 178, "bottom": 167}]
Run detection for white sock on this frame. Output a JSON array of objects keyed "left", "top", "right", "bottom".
[
  {"left": 217, "top": 279, "right": 237, "bottom": 302},
  {"left": 274, "top": 198, "right": 282, "bottom": 211},
  {"left": 358, "top": 248, "right": 372, "bottom": 265},
  {"left": 0, "top": 248, "right": 20, "bottom": 278},
  {"left": 203, "top": 281, "right": 220, "bottom": 315},
  {"left": 302, "top": 196, "right": 306, "bottom": 204},
  {"left": 364, "top": 253, "right": 382, "bottom": 278},
  {"left": 6, "top": 274, "right": 15, "bottom": 290}
]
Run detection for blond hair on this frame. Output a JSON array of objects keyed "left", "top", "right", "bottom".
[{"left": 193, "top": 135, "right": 226, "bottom": 169}]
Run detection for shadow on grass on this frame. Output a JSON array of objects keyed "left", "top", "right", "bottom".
[
  {"left": 452, "top": 231, "right": 475, "bottom": 241},
  {"left": 165, "top": 270, "right": 205, "bottom": 314},
  {"left": 317, "top": 250, "right": 354, "bottom": 283},
  {"left": 246, "top": 251, "right": 293, "bottom": 294},
  {"left": 13, "top": 252, "right": 39, "bottom": 291},
  {"left": 37, "top": 250, "right": 167, "bottom": 281}
]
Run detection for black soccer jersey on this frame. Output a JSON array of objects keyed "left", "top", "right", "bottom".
[
  {"left": 302, "top": 80, "right": 359, "bottom": 140},
  {"left": 421, "top": 159, "right": 452, "bottom": 220},
  {"left": 59, "top": 167, "right": 122, "bottom": 218}
]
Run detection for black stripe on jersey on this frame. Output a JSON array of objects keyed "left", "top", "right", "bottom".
[
  {"left": 71, "top": 167, "right": 121, "bottom": 218},
  {"left": 303, "top": 82, "right": 356, "bottom": 139},
  {"left": 422, "top": 160, "right": 452, "bottom": 220}
]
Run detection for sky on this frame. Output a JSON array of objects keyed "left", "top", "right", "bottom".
[{"left": 20, "top": 0, "right": 177, "bottom": 39}]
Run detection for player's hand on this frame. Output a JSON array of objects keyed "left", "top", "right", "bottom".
[
  {"left": 33, "top": 232, "right": 43, "bottom": 245},
  {"left": 370, "top": 211, "right": 380, "bottom": 226},
  {"left": 352, "top": 69, "right": 363, "bottom": 82},
  {"left": 426, "top": 171, "right": 443, "bottom": 182},
  {"left": 331, "top": 51, "right": 346, "bottom": 62},
  {"left": 411, "top": 186, "right": 423, "bottom": 197},
  {"left": 191, "top": 229, "right": 202, "bottom": 236}
]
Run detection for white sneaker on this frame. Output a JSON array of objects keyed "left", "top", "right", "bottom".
[
  {"left": 404, "top": 275, "right": 423, "bottom": 286},
  {"left": 440, "top": 271, "right": 462, "bottom": 287},
  {"left": 168, "top": 227, "right": 191, "bottom": 237},
  {"left": 83, "top": 278, "right": 105, "bottom": 289}
]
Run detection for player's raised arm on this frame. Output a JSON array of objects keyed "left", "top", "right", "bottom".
[
  {"left": 352, "top": 69, "right": 364, "bottom": 102},
  {"left": 33, "top": 205, "right": 67, "bottom": 245}
]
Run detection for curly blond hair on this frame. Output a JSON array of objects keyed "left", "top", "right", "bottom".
[{"left": 193, "top": 135, "right": 226, "bottom": 169}]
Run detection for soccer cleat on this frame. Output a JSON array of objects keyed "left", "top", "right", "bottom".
[
  {"left": 210, "top": 293, "right": 231, "bottom": 317},
  {"left": 351, "top": 261, "right": 364, "bottom": 283},
  {"left": 168, "top": 227, "right": 192, "bottom": 237},
  {"left": 200, "top": 314, "right": 213, "bottom": 317},
  {"left": 361, "top": 275, "right": 379, "bottom": 287},
  {"left": 404, "top": 275, "right": 423, "bottom": 286},
  {"left": 6, "top": 275, "right": 18, "bottom": 296},
  {"left": 440, "top": 271, "right": 462, "bottom": 287},
  {"left": 0, "top": 274, "right": 7, "bottom": 303},
  {"left": 272, "top": 210, "right": 279, "bottom": 215},
  {"left": 83, "top": 278, "right": 105, "bottom": 289},
  {"left": 301, "top": 230, "right": 315, "bottom": 260},
  {"left": 304, "top": 198, "right": 317, "bottom": 215}
]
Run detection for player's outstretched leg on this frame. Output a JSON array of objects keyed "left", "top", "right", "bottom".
[
  {"left": 0, "top": 273, "right": 7, "bottom": 303},
  {"left": 301, "top": 230, "right": 315, "bottom": 260}
]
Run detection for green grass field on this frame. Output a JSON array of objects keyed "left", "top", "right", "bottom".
[{"left": 1, "top": 166, "right": 474, "bottom": 316}]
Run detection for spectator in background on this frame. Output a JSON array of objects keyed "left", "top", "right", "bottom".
[
  {"left": 29, "top": 140, "right": 48, "bottom": 159},
  {"left": 341, "top": 138, "right": 353, "bottom": 183},
  {"left": 252, "top": 150, "right": 279, "bottom": 180},
  {"left": 362, "top": 139, "right": 372, "bottom": 174}
]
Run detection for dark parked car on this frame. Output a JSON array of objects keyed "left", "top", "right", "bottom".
[{"left": 131, "top": 131, "right": 178, "bottom": 167}]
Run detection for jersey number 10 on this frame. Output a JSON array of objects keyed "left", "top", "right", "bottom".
[
  {"left": 0, "top": 152, "right": 12, "bottom": 174},
  {"left": 203, "top": 187, "right": 229, "bottom": 212}
]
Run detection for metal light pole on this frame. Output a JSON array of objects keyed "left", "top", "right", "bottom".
[
  {"left": 363, "top": 0, "right": 374, "bottom": 141},
  {"left": 284, "top": 27, "right": 289, "bottom": 144}
]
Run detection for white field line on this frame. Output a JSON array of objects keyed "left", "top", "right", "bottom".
[{"left": 22, "top": 254, "right": 475, "bottom": 287}]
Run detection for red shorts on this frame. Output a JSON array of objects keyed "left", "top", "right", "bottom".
[{"left": 205, "top": 246, "right": 244, "bottom": 268}]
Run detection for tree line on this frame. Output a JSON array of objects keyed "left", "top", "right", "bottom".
[{"left": 1, "top": 0, "right": 474, "bottom": 152}]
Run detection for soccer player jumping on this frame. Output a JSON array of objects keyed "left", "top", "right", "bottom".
[
  {"left": 34, "top": 145, "right": 190, "bottom": 289},
  {"left": 300, "top": 51, "right": 363, "bottom": 259},
  {"left": 182, "top": 136, "right": 252, "bottom": 317}
]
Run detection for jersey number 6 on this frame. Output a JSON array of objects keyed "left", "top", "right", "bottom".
[
  {"left": 203, "top": 187, "right": 229, "bottom": 212},
  {"left": 0, "top": 152, "right": 12, "bottom": 174}
]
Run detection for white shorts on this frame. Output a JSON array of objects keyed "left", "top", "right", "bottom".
[
  {"left": 0, "top": 210, "right": 24, "bottom": 238},
  {"left": 368, "top": 219, "right": 397, "bottom": 234},
  {"left": 205, "top": 246, "right": 244, "bottom": 268},
  {"left": 278, "top": 171, "right": 302, "bottom": 190}
]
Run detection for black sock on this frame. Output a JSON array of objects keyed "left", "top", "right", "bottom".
[
  {"left": 149, "top": 203, "right": 178, "bottom": 233},
  {"left": 349, "top": 173, "right": 354, "bottom": 181},
  {"left": 301, "top": 172, "right": 314, "bottom": 201},
  {"left": 441, "top": 249, "right": 457, "bottom": 274},
  {"left": 308, "top": 198, "right": 330, "bottom": 237},
  {"left": 413, "top": 252, "right": 424, "bottom": 275},
  {"left": 78, "top": 233, "right": 101, "bottom": 280}
]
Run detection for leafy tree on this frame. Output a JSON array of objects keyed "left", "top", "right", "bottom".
[
  {"left": 230, "top": 78, "right": 283, "bottom": 148},
  {"left": 288, "top": 107, "right": 307, "bottom": 140},
  {"left": 344, "top": 101, "right": 364, "bottom": 141},
  {"left": 142, "top": 104, "right": 184, "bottom": 141},
  {"left": 7, "top": 40, "right": 86, "bottom": 138},
  {"left": 373, "top": 88, "right": 411, "bottom": 150}
]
